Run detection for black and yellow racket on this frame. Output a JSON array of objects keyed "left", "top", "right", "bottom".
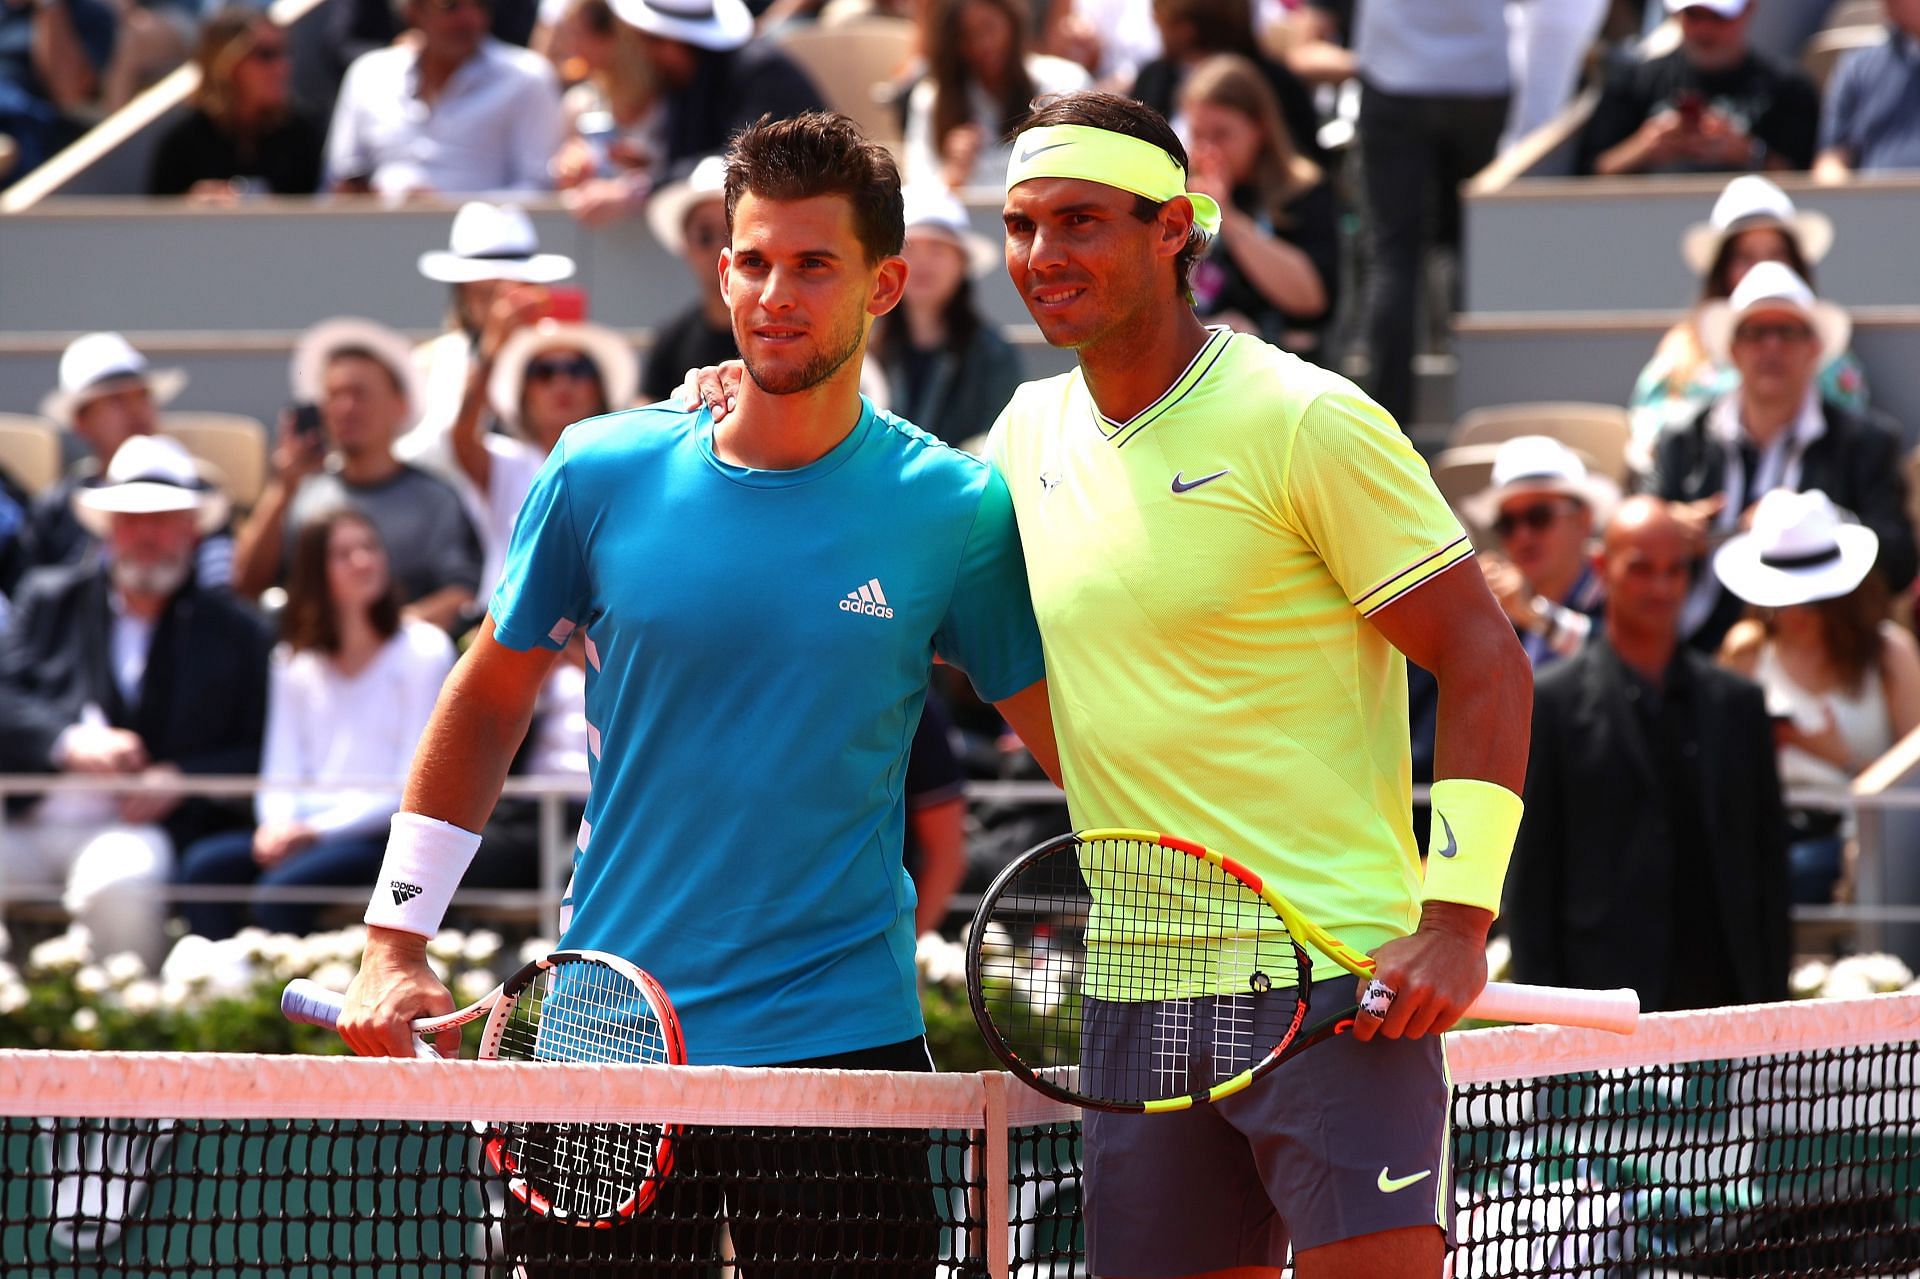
[
  {"left": 284, "top": 949, "right": 685, "bottom": 1225},
  {"left": 966, "top": 829, "right": 1639, "bottom": 1114}
]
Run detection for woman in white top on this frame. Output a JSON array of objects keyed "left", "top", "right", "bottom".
[
  {"left": 903, "top": 0, "right": 1091, "bottom": 190},
  {"left": 175, "top": 509, "right": 455, "bottom": 938},
  {"left": 1715, "top": 489, "right": 1920, "bottom": 904}
]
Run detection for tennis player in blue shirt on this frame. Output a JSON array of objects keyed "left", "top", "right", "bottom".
[{"left": 338, "top": 112, "right": 1058, "bottom": 1276}]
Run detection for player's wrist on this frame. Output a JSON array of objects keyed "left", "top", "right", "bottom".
[
  {"left": 1421, "top": 777, "right": 1523, "bottom": 915},
  {"left": 362, "top": 812, "right": 483, "bottom": 938}
]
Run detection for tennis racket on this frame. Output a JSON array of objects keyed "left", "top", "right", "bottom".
[
  {"left": 966, "top": 829, "right": 1639, "bottom": 1114},
  {"left": 283, "top": 948, "right": 685, "bottom": 1225}
]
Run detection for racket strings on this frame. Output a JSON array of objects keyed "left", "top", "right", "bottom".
[
  {"left": 491, "top": 959, "right": 674, "bottom": 1222},
  {"left": 974, "top": 836, "right": 1309, "bottom": 1106}
]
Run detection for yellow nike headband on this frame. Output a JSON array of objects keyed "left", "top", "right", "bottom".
[{"left": 1005, "top": 124, "right": 1223, "bottom": 237}]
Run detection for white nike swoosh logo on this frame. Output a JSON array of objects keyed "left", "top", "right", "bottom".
[
  {"left": 1378, "top": 1167, "right": 1432, "bottom": 1194},
  {"left": 1017, "top": 141, "right": 1074, "bottom": 163}
]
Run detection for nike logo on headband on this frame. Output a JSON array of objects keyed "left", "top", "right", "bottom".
[{"left": 1017, "top": 141, "right": 1074, "bottom": 163}]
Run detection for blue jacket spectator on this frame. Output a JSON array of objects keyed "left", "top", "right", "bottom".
[
  {"left": 1814, "top": 4, "right": 1920, "bottom": 179},
  {"left": 0, "top": 0, "right": 114, "bottom": 183}
]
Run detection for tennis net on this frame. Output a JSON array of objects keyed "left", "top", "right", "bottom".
[{"left": 2, "top": 992, "right": 1918, "bottom": 1277}]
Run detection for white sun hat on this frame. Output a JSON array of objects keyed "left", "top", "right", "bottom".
[
  {"left": 902, "top": 183, "right": 1000, "bottom": 278},
  {"left": 646, "top": 155, "right": 729, "bottom": 257},
  {"left": 1664, "top": 0, "right": 1751, "bottom": 17},
  {"left": 1696, "top": 260, "right": 1851, "bottom": 368},
  {"left": 1681, "top": 174, "right": 1833, "bottom": 278},
  {"left": 1462, "top": 434, "right": 1620, "bottom": 530},
  {"left": 290, "top": 317, "right": 424, "bottom": 413},
  {"left": 71, "top": 434, "right": 229, "bottom": 539},
  {"left": 1713, "top": 488, "right": 1880, "bottom": 608},
  {"left": 609, "top": 0, "right": 752, "bottom": 52},
  {"left": 418, "top": 202, "right": 578, "bottom": 285},
  {"left": 488, "top": 321, "right": 640, "bottom": 435},
  {"left": 39, "top": 332, "right": 188, "bottom": 426}
]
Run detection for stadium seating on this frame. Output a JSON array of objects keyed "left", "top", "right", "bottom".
[{"left": 0, "top": 415, "right": 61, "bottom": 496}]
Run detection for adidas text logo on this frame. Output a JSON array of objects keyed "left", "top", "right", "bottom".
[
  {"left": 390, "top": 881, "right": 424, "bottom": 906},
  {"left": 839, "top": 577, "right": 895, "bottom": 619}
]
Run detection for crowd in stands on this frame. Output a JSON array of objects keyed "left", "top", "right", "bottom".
[{"left": 2, "top": 0, "right": 1920, "bottom": 1015}]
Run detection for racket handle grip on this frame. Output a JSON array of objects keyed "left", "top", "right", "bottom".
[
  {"left": 282, "top": 978, "right": 346, "bottom": 1029},
  {"left": 1469, "top": 981, "right": 1640, "bottom": 1034}
]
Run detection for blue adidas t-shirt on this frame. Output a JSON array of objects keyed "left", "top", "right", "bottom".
[{"left": 489, "top": 397, "right": 1045, "bottom": 1064}]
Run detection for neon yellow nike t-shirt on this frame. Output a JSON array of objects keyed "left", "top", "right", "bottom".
[{"left": 986, "top": 328, "right": 1471, "bottom": 981}]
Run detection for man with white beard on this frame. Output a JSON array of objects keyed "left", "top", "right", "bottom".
[{"left": 0, "top": 436, "right": 272, "bottom": 968}]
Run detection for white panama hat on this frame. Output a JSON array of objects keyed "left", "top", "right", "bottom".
[
  {"left": 1462, "top": 435, "right": 1620, "bottom": 530},
  {"left": 488, "top": 321, "right": 640, "bottom": 435},
  {"left": 645, "top": 155, "right": 729, "bottom": 257},
  {"left": 1681, "top": 175, "right": 1833, "bottom": 278},
  {"left": 290, "top": 317, "right": 424, "bottom": 415},
  {"left": 1664, "top": 0, "right": 1751, "bottom": 17},
  {"left": 609, "top": 0, "right": 752, "bottom": 52},
  {"left": 1713, "top": 488, "right": 1879, "bottom": 608},
  {"left": 418, "top": 202, "right": 578, "bottom": 285},
  {"left": 1696, "top": 260, "right": 1851, "bottom": 368},
  {"left": 39, "top": 332, "right": 187, "bottom": 426},
  {"left": 71, "top": 434, "right": 230, "bottom": 539},
  {"left": 902, "top": 184, "right": 1000, "bottom": 278}
]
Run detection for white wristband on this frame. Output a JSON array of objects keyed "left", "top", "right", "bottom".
[{"left": 363, "top": 812, "right": 483, "bottom": 938}]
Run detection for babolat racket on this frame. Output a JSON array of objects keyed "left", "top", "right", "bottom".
[
  {"left": 284, "top": 948, "right": 685, "bottom": 1225},
  {"left": 966, "top": 829, "right": 1639, "bottom": 1113}
]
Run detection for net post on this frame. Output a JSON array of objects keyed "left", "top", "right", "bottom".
[{"left": 979, "top": 1070, "right": 1011, "bottom": 1279}]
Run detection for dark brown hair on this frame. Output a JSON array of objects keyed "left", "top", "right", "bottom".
[
  {"left": 1752, "top": 569, "right": 1892, "bottom": 696},
  {"left": 723, "top": 112, "right": 905, "bottom": 264},
  {"left": 1154, "top": 0, "right": 1261, "bottom": 57},
  {"left": 1014, "top": 92, "right": 1204, "bottom": 299},
  {"left": 281, "top": 508, "right": 402, "bottom": 655},
  {"left": 929, "top": 0, "right": 1036, "bottom": 159},
  {"left": 1705, "top": 227, "right": 1815, "bottom": 301}
]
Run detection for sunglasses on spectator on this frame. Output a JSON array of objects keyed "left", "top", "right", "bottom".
[
  {"left": 1733, "top": 321, "right": 1815, "bottom": 345},
  {"left": 1493, "top": 502, "right": 1574, "bottom": 538},
  {"left": 425, "top": 0, "right": 491, "bottom": 13},
  {"left": 527, "top": 355, "right": 600, "bottom": 383}
]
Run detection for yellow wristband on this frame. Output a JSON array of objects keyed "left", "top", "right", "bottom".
[{"left": 1421, "top": 778, "right": 1523, "bottom": 914}]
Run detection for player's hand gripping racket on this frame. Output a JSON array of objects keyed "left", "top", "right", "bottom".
[
  {"left": 284, "top": 948, "right": 686, "bottom": 1225},
  {"left": 966, "top": 830, "right": 1639, "bottom": 1113}
]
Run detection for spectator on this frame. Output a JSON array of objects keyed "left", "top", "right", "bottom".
[
  {"left": 175, "top": 508, "right": 454, "bottom": 939},
  {"left": 1716, "top": 488, "right": 1920, "bottom": 905},
  {"left": 1463, "top": 435, "right": 1617, "bottom": 670},
  {"left": 0, "top": 0, "right": 114, "bottom": 183},
  {"left": 1177, "top": 52, "right": 1337, "bottom": 358},
  {"left": 610, "top": 0, "right": 823, "bottom": 170},
  {"left": 639, "top": 154, "right": 736, "bottom": 403},
  {"left": 323, "top": 0, "right": 564, "bottom": 196},
  {"left": 0, "top": 436, "right": 270, "bottom": 969},
  {"left": 550, "top": 0, "right": 662, "bottom": 225},
  {"left": 146, "top": 8, "right": 324, "bottom": 198},
  {"left": 1506, "top": 495, "right": 1789, "bottom": 1013},
  {"left": 1578, "top": 0, "right": 1820, "bottom": 176},
  {"left": 462, "top": 315, "right": 637, "bottom": 596},
  {"left": 1630, "top": 174, "right": 1868, "bottom": 462},
  {"left": 1344, "top": 0, "right": 1511, "bottom": 428},
  {"left": 1650, "top": 261, "right": 1914, "bottom": 652},
  {"left": 1813, "top": 0, "right": 1920, "bottom": 180},
  {"left": 25, "top": 332, "right": 233, "bottom": 589},
  {"left": 868, "top": 184, "right": 1023, "bottom": 448},
  {"left": 904, "top": 695, "right": 967, "bottom": 936},
  {"left": 231, "top": 318, "right": 483, "bottom": 630},
  {"left": 903, "top": 0, "right": 1091, "bottom": 189},
  {"left": 0, "top": 463, "right": 28, "bottom": 615},
  {"left": 404, "top": 201, "right": 578, "bottom": 474},
  {"left": 1282, "top": 0, "right": 1354, "bottom": 89},
  {"left": 1129, "top": 0, "right": 1322, "bottom": 166}
]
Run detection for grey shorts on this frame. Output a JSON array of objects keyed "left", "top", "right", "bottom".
[{"left": 1082, "top": 981, "right": 1452, "bottom": 1275}]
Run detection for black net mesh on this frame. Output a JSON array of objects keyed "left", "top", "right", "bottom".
[{"left": 7, "top": 1030, "right": 1920, "bottom": 1276}]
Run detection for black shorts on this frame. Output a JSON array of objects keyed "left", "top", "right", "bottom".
[{"left": 504, "top": 1037, "right": 941, "bottom": 1278}]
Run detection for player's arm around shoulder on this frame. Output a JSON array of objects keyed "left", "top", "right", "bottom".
[
  {"left": 1360, "top": 559, "right": 1533, "bottom": 1042},
  {"left": 341, "top": 617, "right": 562, "bottom": 1057}
]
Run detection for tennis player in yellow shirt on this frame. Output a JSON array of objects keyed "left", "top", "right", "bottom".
[{"left": 688, "top": 93, "right": 1532, "bottom": 1279}]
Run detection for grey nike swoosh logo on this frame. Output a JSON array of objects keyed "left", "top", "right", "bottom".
[
  {"left": 1017, "top": 141, "right": 1074, "bottom": 163},
  {"left": 1436, "top": 813, "right": 1458, "bottom": 858},
  {"left": 1171, "top": 469, "right": 1230, "bottom": 493}
]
